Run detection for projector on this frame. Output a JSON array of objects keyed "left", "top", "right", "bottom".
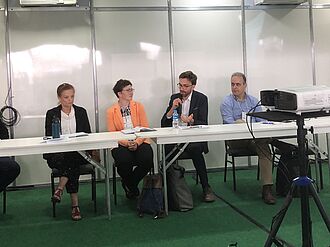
[{"left": 260, "top": 85, "right": 330, "bottom": 114}]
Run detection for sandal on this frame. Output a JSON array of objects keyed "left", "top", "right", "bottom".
[
  {"left": 71, "top": 206, "right": 82, "bottom": 221},
  {"left": 51, "top": 188, "right": 63, "bottom": 203}
]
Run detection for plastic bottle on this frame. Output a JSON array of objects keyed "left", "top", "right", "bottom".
[
  {"left": 172, "top": 109, "right": 179, "bottom": 128},
  {"left": 51, "top": 116, "right": 61, "bottom": 139}
]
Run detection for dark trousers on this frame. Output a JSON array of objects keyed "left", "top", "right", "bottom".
[
  {"left": 111, "top": 143, "right": 153, "bottom": 191},
  {"left": 47, "top": 152, "right": 86, "bottom": 193},
  {"left": 0, "top": 157, "right": 20, "bottom": 192},
  {"left": 165, "top": 142, "right": 210, "bottom": 190}
]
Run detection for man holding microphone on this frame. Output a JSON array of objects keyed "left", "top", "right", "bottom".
[{"left": 161, "top": 71, "right": 215, "bottom": 202}]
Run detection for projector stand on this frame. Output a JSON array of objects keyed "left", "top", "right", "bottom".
[
  {"left": 263, "top": 115, "right": 330, "bottom": 247},
  {"left": 248, "top": 110, "right": 330, "bottom": 247}
]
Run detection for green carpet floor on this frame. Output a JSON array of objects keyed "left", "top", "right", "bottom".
[{"left": 1, "top": 166, "right": 329, "bottom": 247}]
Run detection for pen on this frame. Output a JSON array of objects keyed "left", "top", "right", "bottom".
[
  {"left": 68, "top": 134, "right": 88, "bottom": 138},
  {"left": 262, "top": 121, "right": 274, "bottom": 125}
]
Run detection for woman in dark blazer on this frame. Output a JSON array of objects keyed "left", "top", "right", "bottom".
[{"left": 43, "top": 83, "right": 91, "bottom": 221}]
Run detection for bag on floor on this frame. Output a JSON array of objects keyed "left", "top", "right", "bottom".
[
  {"left": 167, "top": 164, "right": 193, "bottom": 212},
  {"left": 137, "top": 174, "right": 165, "bottom": 219}
]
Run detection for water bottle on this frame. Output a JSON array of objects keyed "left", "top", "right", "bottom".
[
  {"left": 51, "top": 116, "right": 61, "bottom": 139},
  {"left": 172, "top": 109, "right": 179, "bottom": 128}
]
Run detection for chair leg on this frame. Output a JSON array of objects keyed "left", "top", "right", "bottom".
[
  {"left": 113, "top": 164, "right": 117, "bottom": 205},
  {"left": 91, "top": 171, "right": 97, "bottom": 213},
  {"left": 224, "top": 154, "right": 228, "bottom": 182},
  {"left": 3, "top": 189, "right": 6, "bottom": 214},
  {"left": 232, "top": 157, "right": 236, "bottom": 191},
  {"left": 51, "top": 174, "right": 56, "bottom": 218},
  {"left": 257, "top": 162, "right": 260, "bottom": 181}
]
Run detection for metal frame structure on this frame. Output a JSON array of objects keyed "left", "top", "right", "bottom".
[{"left": 1, "top": 0, "right": 330, "bottom": 185}]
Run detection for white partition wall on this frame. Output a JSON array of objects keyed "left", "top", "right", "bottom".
[
  {"left": 0, "top": 9, "right": 6, "bottom": 103},
  {"left": 94, "top": 10, "right": 172, "bottom": 131},
  {"left": 314, "top": 8, "right": 330, "bottom": 85},
  {"left": 2, "top": 1, "right": 330, "bottom": 185},
  {"left": 8, "top": 10, "right": 95, "bottom": 185},
  {"left": 172, "top": 9, "right": 243, "bottom": 168},
  {"left": 246, "top": 8, "right": 313, "bottom": 95}
]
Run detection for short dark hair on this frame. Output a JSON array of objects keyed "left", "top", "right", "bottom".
[
  {"left": 231, "top": 72, "right": 246, "bottom": 84},
  {"left": 179, "top": 71, "right": 197, "bottom": 85},
  {"left": 113, "top": 79, "right": 132, "bottom": 98},
  {"left": 57, "top": 82, "right": 75, "bottom": 97}
]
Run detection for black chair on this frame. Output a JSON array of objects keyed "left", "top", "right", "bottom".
[
  {"left": 224, "top": 141, "right": 260, "bottom": 191},
  {"left": 2, "top": 189, "right": 6, "bottom": 214},
  {"left": 50, "top": 163, "right": 97, "bottom": 217}
]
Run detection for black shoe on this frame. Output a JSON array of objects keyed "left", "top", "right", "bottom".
[{"left": 121, "top": 182, "right": 139, "bottom": 200}]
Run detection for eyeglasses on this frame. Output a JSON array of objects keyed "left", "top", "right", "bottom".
[
  {"left": 122, "top": 88, "right": 135, "bottom": 92},
  {"left": 177, "top": 83, "right": 193, "bottom": 89},
  {"left": 231, "top": 83, "right": 244, "bottom": 87}
]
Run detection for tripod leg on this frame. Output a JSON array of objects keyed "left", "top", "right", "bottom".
[
  {"left": 264, "top": 185, "right": 295, "bottom": 247},
  {"left": 308, "top": 183, "right": 330, "bottom": 231},
  {"left": 300, "top": 186, "right": 313, "bottom": 247}
]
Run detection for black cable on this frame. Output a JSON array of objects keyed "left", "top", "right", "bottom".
[
  {"left": 214, "top": 192, "right": 295, "bottom": 247},
  {"left": 0, "top": 105, "right": 20, "bottom": 127},
  {"left": 245, "top": 102, "right": 293, "bottom": 189},
  {"left": 1, "top": 82, "right": 20, "bottom": 127}
]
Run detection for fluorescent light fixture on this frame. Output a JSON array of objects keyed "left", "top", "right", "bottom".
[
  {"left": 255, "top": 0, "right": 306, "bottom": 4},
  {"left": 19, "top": 0, "right": 77, "bottom": 7}
]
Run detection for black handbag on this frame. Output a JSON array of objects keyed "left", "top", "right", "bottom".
[{"left": 137, "top": 174, "right": 165, "bottom": 219}]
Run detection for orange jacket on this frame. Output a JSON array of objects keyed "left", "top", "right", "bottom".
[{"left": 106, "top": 100, "right": 151, "bottom": 147}]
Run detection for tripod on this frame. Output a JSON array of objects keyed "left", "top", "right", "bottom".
[{"left": 249, "top": 111, "right": 330, "bottom": 247}]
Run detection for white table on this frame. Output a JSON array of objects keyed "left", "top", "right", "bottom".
[
  {"left": 0, "top": 131, "right": 135, "bottom": 220},
  {"left": 136, "top": 119, "right": 330, "bottom": 214}
]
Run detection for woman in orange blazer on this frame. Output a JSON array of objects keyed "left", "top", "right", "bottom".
[{"left": 107, "top": 79, "right": 153, "bottom": 199}]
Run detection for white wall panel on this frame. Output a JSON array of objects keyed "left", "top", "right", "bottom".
[
  {"left": 314, "top": 9, "right": 330, "bottom": 85},
  {"left": 94, "top": 11, "right": 172, "bottom": 131},
  {"left": 172, "top": 10, "right": 243, "bottom": 168},
  {"left": 246, "top": 9, "right": 313, "bottom": 96},
  {"left": 8, "top": 11, "right": 94, "bottom": 185},
  {"left": 0, "top": 11, "right": 6, "bottom": 104}
]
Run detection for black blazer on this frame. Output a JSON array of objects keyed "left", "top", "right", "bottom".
[
  {"left": 0, "top": 121, "right": 9, "bottom": 140},
  {"left": 161, "top": 90, "right": 209, "bottom": 153},
  {"left": 43, "top": 104, "right": 91, "bottom": 162},
  {"left": 44, "top": 104, "right": 91, "bottom": 137}
]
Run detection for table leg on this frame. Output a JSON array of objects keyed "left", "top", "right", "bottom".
[
  {"left": 104, "top": 149, "right": 111, "bottom": 220},
  {"left": 161, "top": 144, "right": 168, "bottom": 215},
  {"left": 326, "top": 134, "right": 330, "bottom": 187},
  {"left": 77, "top": 150, "right": 111, "bottom": 219}
]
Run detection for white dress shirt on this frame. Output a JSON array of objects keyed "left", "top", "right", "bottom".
[{"left": 61, "top": 107, "right": 76, "bottom": 134}]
